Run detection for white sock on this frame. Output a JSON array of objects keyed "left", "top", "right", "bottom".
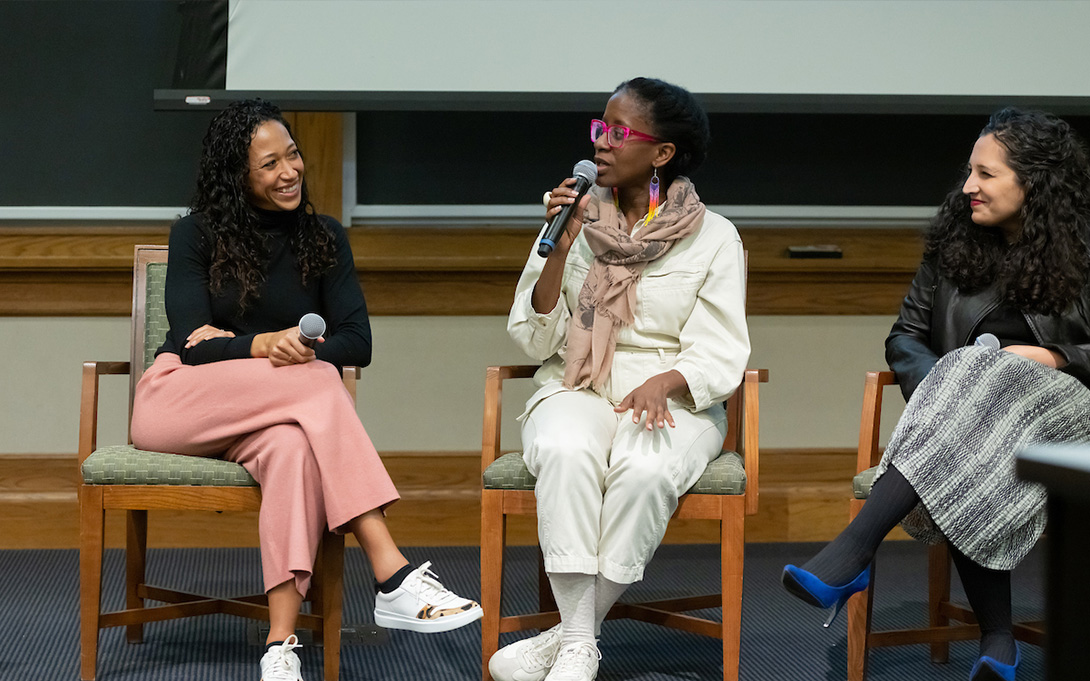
[
  {"left": 592, "top": 574, "right": 629, "bottom": 636},
  {"left": 547, "top": 572, "right": 597, "bottom": 646}
]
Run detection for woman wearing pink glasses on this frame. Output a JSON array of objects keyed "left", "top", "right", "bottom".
[{"left": 493, "top": 78, "right": 751, "bottom": 681}]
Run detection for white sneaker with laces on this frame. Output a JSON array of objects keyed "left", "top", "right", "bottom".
[
  {"left": 488, "top": 624, "right": 563, "bottom": 681},
  {"left": 544, "top": 641, "right": 600, "bottom": 681},
  {"left": 374, "top": 561, "right": 484, "bottom": 633},
  {"left": 260, "top": 634, "right": 304, "bottom": 681}
]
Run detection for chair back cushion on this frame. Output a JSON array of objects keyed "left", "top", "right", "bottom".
[{"left": 142, "top": 262, "right": 169, "bottom": 374}]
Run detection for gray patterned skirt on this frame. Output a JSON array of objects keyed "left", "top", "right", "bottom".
[{"left": 875, "top": 346, "right": 1090, "bottom": 570}]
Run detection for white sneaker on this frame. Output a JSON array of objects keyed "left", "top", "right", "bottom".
[
  {"left": 545, "top": 641, "right": 600, "bottom": 681},
  {"left": 260, "top": 635, "right": 303, "bottom": 681},
  {"left": 488, "top": 624, "right": 563, "bottom": 681},
  {"left": 374, "top": 561, "right": 484, "bottom": 633}
]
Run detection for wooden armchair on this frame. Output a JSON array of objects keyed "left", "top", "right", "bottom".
[
  {"left": 79, "top": 245, "right": 352, "bottom": 680},
  {"left": 844, "top": 370, "right": 1044, "bottom": 681},
  {"left": 479, "top": 366, "right": 767, "bottom": 681}
]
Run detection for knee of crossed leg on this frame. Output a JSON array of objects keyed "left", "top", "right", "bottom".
[{"left": 255, "top": 424, "right": 319, "bottom": 480}]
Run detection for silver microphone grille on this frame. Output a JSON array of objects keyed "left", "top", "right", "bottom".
[
  {"left": 299, "top": 313, "right": 326, "bottom": 340},
  {"left": 572, "top": 159, "right": 598, "bottom": 183},
  {"left": 974, "top": 333, "right": 1000, "bottom": 350}
]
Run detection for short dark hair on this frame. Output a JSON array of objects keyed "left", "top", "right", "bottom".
[{"left": 614, "top": 77, "right": 711, "bottom": 184}]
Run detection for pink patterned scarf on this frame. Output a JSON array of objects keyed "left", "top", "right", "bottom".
[{"left": 562, "top": 176, "right": 705, "bottom": 390}]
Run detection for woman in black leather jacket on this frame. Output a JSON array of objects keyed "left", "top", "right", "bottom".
[{"left": 784, "top": 108, "right": 1090, "bottom": 681}]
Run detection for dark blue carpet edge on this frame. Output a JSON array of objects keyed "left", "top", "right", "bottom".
[{"left": 0, "top": 542, "right": 1044, "bottom": 680}]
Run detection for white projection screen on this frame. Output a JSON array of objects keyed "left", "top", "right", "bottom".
[{"left": 227, "top": 0, "right": 1090, "bottom": 98}]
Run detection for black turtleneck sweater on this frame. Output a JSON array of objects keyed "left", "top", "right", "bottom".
[{"left": 156, "top": 209, "right": 371, "bottom": 368}]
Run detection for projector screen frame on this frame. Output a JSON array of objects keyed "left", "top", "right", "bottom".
[{"left": 154, "top": 90, "right": 1090, "bottom": 116}]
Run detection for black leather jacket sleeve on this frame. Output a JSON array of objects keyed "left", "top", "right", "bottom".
[
  {"left": 885, "top": 259, "right": 941, "bottom": 401},
  {"left": 1040, "top": 288, "right": 1090, "bottom": 387},
  {"left": 886, "top": 258, "right": 1090, "bottom": 398}
]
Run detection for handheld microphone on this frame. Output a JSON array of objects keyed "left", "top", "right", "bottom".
[
  {"left": 298, "top": 313, "right": 326, "bottom": 348},
  {"left": 974, "top": 333, "right": 1000, "bottom": 350},
  {"left": 537, "top": 160, "right": 598, "bottom": 258}
]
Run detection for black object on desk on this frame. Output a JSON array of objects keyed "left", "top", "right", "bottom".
[{"left": 1017, "top": 445, "right": 1090, "bottom": 680}]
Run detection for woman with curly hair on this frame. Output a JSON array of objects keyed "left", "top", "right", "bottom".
[
  {"left": 130, "top": 99, "right": 481, "bottom": 681},
  {"left": 783, "top": 108, "right": 1090, "bottom": 681},
  {"left": 491, "top": 77, "right": 750, "bottom": 681}
]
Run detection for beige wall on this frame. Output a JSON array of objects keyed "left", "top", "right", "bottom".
[{"left": 0, "top": 315, "right": 905, "bottom": 455}]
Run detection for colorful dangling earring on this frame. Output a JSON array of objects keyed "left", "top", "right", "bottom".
[{"left": 647, "top": 168, "right": 660, "bottom": 224}]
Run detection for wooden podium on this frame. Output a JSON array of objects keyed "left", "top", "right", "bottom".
[{"left": 1017, "top": 445, "right": 1090, "bottom": 680}]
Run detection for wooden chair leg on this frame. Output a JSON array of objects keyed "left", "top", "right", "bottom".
[
  {"left": 928, "top": 542, "right": 952, "bottom": 664},
  {"left": 721, "top": 500, "right": 745, "bottom": 681},
  {"left": 319, "top": 532, "right": 344, "bottom": 681},
  {"left": 846, "top": 565, "right": 875, "bottom": 681},
  {"left": 480, "top": 490, "right": 506, "bottom": 681},
  {"left": 125, "top": 510, "right": 148, "bottom": 644},
  {"left": 846, "top": 498, "right": 872, "bottom": 681},
  {"left": 80, "top": 487, "right": 105, "bottom": 681},
  {"left": 537, "top": 549, "right": 556, "bottom": 613}
]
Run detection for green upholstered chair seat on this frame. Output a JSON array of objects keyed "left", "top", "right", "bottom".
[
  {"left": 81, "top": 445, "right": 258, "bottom": 487},
  {"left": 853, "top": 465, "right": 879, "bottom": 499},
  {"left": 483, "top": 450, "right": 747, "bottom": 495}
]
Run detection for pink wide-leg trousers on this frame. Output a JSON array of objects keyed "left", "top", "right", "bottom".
[{"left": 130, "top": 353, "right": 399, "bottom": 596}]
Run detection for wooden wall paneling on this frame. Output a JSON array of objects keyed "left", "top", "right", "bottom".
[
  {"left": 1, "top": 450, "right": 909, "bottom": 548},
  {"left": 0, "top": 225, "right": 924, "bottom": 316}
]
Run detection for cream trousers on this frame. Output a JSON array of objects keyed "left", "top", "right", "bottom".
[{"left": 521, "top": 389, "right": 726, "bottom": 584}]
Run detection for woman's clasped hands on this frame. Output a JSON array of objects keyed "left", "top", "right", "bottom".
[
  {"left": 185, "top": 323, "right": 322, "bottom": 367},
  {"left": 255, "top": 326, "right": 323, "bottom": 367}
]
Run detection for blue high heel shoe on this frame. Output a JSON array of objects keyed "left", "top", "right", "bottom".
[
  {"left": 781, "top": 564, "right": 870, "bottom": 628},
  {"left": 969, "top": 644, "right": 1020, "bottom": 681}
]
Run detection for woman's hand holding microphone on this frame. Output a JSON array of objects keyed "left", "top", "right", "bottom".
[{"left": 532, "top": 178, "right": 594, "bottom": 314}]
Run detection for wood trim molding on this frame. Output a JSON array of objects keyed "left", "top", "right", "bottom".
[
  {"left": 282, "top": 111, "right": 342, "bottom": 217},
  {"left": 0, "top": 225, "right": 923, "bottom": 316}
]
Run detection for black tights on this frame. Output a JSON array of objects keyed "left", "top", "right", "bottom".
[{"left": 802, "top": 465, "right": 1016, "bottom": 664}]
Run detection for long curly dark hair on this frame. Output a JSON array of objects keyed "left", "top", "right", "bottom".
[
  {"left": 926, "top": 107, "right": 1090, "bottom": 315},
  {"left": 191, "top": 99, "right": 335, "bottom": 308},
  {"left": 614, "top": 77, "right": 711, "bottom": 187}
]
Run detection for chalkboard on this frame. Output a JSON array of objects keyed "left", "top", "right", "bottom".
[
  {"left": 0, "top": 1, "right": 216, "bottom": 208},
  {"left": 356, "top": 110, "right": 1090, "bottom": 207}
]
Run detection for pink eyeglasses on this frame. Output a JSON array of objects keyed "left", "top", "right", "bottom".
[{"left": 590, "top": 119, "right": 662, "bottom": 148}]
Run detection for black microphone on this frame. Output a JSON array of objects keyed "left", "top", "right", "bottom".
[
  {"left": 537, "top": 160, "right": 598, "bottom": 258},
  {"left": 298, "top": 313, "right": 326, "bottom": 348},
  {"left": 974, "top": 333, "right": 1000, "bottom": 350}
]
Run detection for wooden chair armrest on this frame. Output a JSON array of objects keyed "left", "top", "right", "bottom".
[
  {"left": 491, "top": 365, "right": 539, "bottom": 381},
  {"left": 739, "top": 369, "right": 767, "bottom": 516},
  {"left": 341, "top": 365, "right": 362, "bottom": 402},
  {"left": 79, "top": 361, "right": 131, "bottom": 466},
  {"left": 481, "top": 365, "right": 539, "bottom": 472},
  {"left": 856, "top": 370, "right": 899, "bottom": 473}
]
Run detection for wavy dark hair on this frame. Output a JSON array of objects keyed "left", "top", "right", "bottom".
[
  {"left": 191, "top": 98, "right": 335, "bottom": 308},
  {"left": 926, "top": 107, "right": 1090, "bottom": 315},
  {"left": 614, "top": 77, "right": 711, "bottom": 187}
]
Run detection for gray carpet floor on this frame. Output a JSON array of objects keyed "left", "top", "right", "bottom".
[{"left": 1, "top": 541, "right": 1044, "bottom": 680}]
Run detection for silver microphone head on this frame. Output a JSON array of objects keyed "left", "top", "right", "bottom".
[
  {"left": 974, "top": 333, "right": 1000, "bottom": 350},
  {"left": 572, "top": 159, "right": 598, "bottom": 183},
  {"left": 299, "top": 313, "right": 326, "bottom": 341}
]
